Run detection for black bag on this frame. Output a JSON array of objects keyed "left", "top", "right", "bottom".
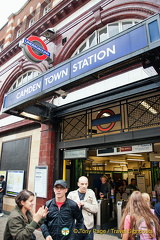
[
  {"left": 134, "top": 235, "right": 140, "bottom": 240},
  {"left": 31, "top": 233, "right": 36, "bottom": 240}
]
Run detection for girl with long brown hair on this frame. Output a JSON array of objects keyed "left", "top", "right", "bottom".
[{"left": 120, "top": 191, "right": 160, "bottom": 240}]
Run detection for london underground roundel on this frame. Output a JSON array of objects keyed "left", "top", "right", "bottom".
[
  {"left": 20, "top": 36, "right": 50, "bottom": 63},
  {"left": 96, "top": 109, "right": 115, "bottom": 132}
]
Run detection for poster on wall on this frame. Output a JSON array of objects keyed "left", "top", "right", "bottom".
[
  {"left": 34, "top": 166, "right": 48, "bottom": 198},
  {"left": 0, "top": 170, "right": 7, "bottom": 180},
  {"left": 6, "top": 170, "right": 24, "bottom": 196},
  {"left": 137, "top": 175, "right": 146, "bottom": 193}
]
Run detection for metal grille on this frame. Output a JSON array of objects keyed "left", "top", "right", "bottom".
[
  {"left": 60, "top": 93, "right": 160, "bottom": 141},
  {"left": 63, "top": 114, "right": 86, "bottom": 140},
  {"left": 127, "top": 95, "right": 160, "bottom": 129}
]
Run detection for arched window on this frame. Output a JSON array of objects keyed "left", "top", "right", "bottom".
[
  {"left": 72, "top": 19, "right": 140, "bottom": 56},
  {"left": 9, "top": 70, "right": 40, "bottom": 93}
]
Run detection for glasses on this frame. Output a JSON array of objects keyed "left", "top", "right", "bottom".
[{"left": 54, "top": 186, "right": 65, "bottom": 190}]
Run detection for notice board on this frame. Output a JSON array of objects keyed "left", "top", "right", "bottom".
[
  {"left": 137, "top": 175, "right": 146, "bottom": 193},
  {"left": 6, "top": 170, "right": 24, "bottom": 196},
  {"left": 34, "top": 166, "right": 48, "bottom": 198}
]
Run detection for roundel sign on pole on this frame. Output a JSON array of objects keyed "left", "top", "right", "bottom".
[
  {"left": 19, "top": 36, "right": 51, "bottom": 63},
  {"left": 96, "top": 109, "right": 115, "bottom": 132}
]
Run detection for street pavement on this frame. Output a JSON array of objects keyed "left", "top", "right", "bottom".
[{"left": 0, "top": 213, "right": 120, "bottom": 240}]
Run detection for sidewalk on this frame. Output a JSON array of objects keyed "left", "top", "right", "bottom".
[{"left": 0, "top": 214, "right": 120, "bottom": 240}]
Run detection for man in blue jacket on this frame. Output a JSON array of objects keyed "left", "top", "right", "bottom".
[
  {"left": 154, "top": 202, "right": 160, "bottom": 221},
  {"left": 41, "top": 180, "right": 83, "bottom": 240}
]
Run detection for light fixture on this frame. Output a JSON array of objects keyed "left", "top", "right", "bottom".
[
  {"left": 155, "top": 156, "right": 160, "bottom": 159},
  {"left": 143, "top": 66, "right": 157, "bottom": 77},
  {"left": 140, "top": 101, "right": 158, "bottom": 115},
  {"left": 127, "top": 154, "right": 142, "bottom": 156},
  {"left": 87, "top": 158, "right": 94, "bottom": 162},
  {"left": 109, "top": 161, "right": 127, "bottom": 164},
  {"left": 20, "top": 111, "right": 41, "bottom": 121},
  {"left": 127, "top": 158, "right": 145, "bottom": 161},
  {"left": 92, "top": 163, "right": 106, "bottom": 166},
  {"left": 40, "top": 28, "right": 56, "bottom": 39}
]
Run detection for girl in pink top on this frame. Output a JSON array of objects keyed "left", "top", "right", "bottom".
[{"left": 119, "top": 191, "right": 160, "bottom": 240}]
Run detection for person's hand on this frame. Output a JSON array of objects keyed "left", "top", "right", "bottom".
[
  {"left": 46, "top": 235, "right": 53, "bottom": 240},
  {"left": 41, "top": 206, "right": 48, "bottom": 218},
  {"left": 80, "top": 201, "right": 84, "bottom": 206},
  {"left": 77, "top": 201, "right": 82, "bottom": 208},
  {"left": 77, "top": 201, "right": 84, "bottom": 208},
  {"left": 33, "top": 206, "right": 48, "bottom": 223},
  {"left": 99, "top": 192, "right": 104, "bottom": 198}
]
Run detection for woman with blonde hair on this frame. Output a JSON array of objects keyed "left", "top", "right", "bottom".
[
  {"left": 120, "top": 191, "right": 160, "bottom": 240},
  {"left": 142, "top": 192, "right": 154, "bottom": 214}
]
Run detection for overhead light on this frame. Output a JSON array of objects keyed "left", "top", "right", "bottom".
[
  {"left": 143, "top": 66, "right": 157, "bottom": 77},
  {"left": 110, "top": 161, "right": 127, "bottom": 164},
  {"left": 87, "top": 158, "right": 94, "bottom": 162},
  {"left": 155, "top": 156, "right": 160, "bottom": 159},
  {"left": 20, "top": 112, "right": 41, "bottom": 121},
  {"left": 140, "top": 101, "right": 158, "bottom": 115},
  {"left": 127, "top": 158, "right": 145, "bottom": 161},
  {"left": 127, "top": 154, "right": 142, "bottom": 156},
  {"left": 92, "top": 163, "right": 105, "bottom": 166}
]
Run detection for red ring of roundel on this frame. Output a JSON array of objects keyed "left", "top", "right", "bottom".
[
  {"left": 96, "top": 109, "right": 115, "bottom": 132},
  {"left": 26, "top": 36, "right": 48, "bottom": 61}
]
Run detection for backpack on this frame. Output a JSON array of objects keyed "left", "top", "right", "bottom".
[{"left": 135, "top": 218, "right": 156, "bottom": 240}]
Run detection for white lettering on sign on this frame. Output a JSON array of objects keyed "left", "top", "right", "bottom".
[
  {"left": 16, "top": 82, "right": 41, "bottom": 99},
  {"left": 44, "top": 68, "right": 69, "bottom": 86},
  {"left": 72, "top": 45, "right": 116, "bottom": 72}
]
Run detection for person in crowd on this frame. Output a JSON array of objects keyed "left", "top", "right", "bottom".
[
  {"left": 120, "top": 191, "right": 160, "bottom": 240},
  {"left": 41, "top": 179, "right": 83, "bottom": 240},
  {"left": 108, "top": 177, "right": 116, "bottom": 190},
  {"left": 154, "top": 202, "right": 160, "bottom": 221},
  {"left": 142, "top": 192, "right": 154, "bottom": 214},
  {"left": 3, "top": 189, "right": 48, "bottom": 240},
  {"left": 0, "top": 175, "right": 6, "bottom": 217},
  {"left": 154, "top": 178, "right": 160, "bottom": 202},
  {"left": 126, "top": 178, "right": 139, "bottom": 194},
  {"left": 99, "top": 175, "right": 111, "bottom": 199},
  {"left": 119, "top": 179, "right": 127, "bottom": 194},
  {"left": 67, "top": 176, "right": 98, "bottom": 240}
]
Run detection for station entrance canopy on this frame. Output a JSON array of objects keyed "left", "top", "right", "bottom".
[{"left": 2, "top": 14, "right": 160, "bottom": 122}]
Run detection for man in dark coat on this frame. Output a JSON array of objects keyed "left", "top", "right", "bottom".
[
  {"left": 99, "top": 175, "right": 111, "bottom": 199},
  {"left": 126, "top": 178, "right": 139, "bottom": 195},
  {"left": 41, "top": 180, "right": 83, "bottom": 240},
  {"left": 154, "top": 202, "right": 160, "bottom": 221}
]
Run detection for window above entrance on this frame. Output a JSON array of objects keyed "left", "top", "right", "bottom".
[
  {"left": 72, "top": 19, "right": 140, "bottom": 56},
  {"left": 8, "top": 70, "right": 40, "bottom": 93}
]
